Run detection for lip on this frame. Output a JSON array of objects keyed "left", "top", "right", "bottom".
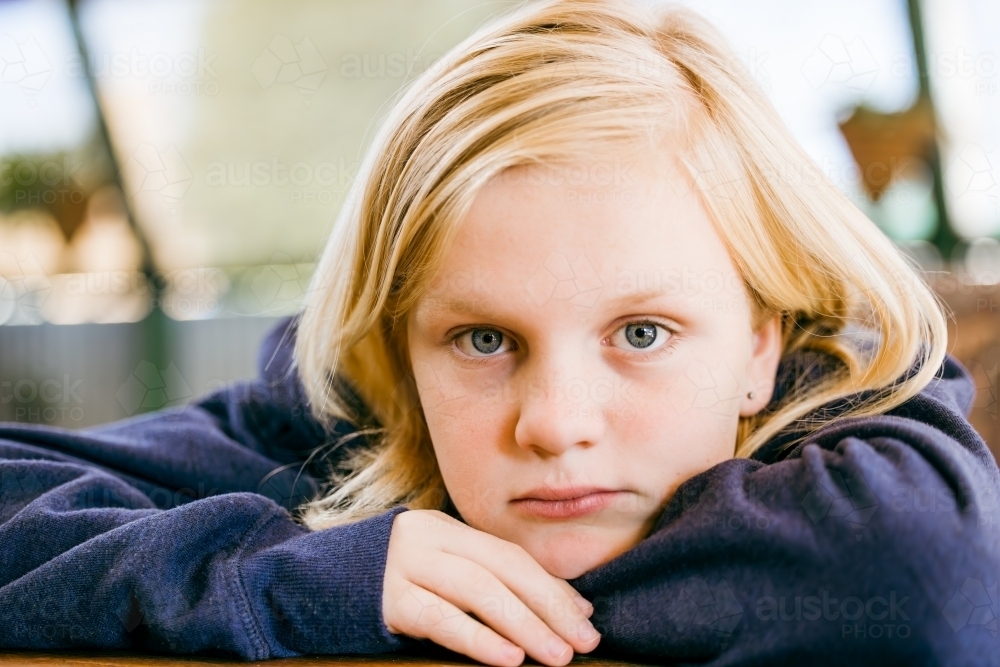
[{"left": 510, "top": 487, "right": 624, "bottom": 519}]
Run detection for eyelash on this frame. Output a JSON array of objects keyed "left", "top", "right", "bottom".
[{"left": 446, "top": 319, "right": 680, "bottom": 366}]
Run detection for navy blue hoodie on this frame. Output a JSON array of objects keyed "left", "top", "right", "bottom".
[{"left": 0, "top": 315, "right": 998, "bottom": 665}]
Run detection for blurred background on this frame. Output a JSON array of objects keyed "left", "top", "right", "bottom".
[{"left": 0, "top": 0, "right": 998, "bottom": 459}]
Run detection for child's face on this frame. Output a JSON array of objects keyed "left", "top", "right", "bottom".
[{"left": 406, "top": 148, "right": 782, "bottom": 579}]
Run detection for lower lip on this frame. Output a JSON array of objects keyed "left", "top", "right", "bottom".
[{"left": 511, "top": 491, "right": 624, "bottom": 519}]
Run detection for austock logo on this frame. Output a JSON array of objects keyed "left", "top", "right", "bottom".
[
  {"left": 801, "top": 34, "right": 878, "bottom": 94},
  {"left": 972, "top": 357, "right": 998, "bottom": 423},
  {"left": 119, "top": 142, "right": 193, "bottom": 212},
  {"left": 0, "top": 34, "right": 52, "bottom": 102},
  {"left": 251, "top": 35, "right": 327, "bottom": 98},
  {"left": 526, "top": 251, "right": 603, "bottom": 309},
  {"left": 246, "top": 252, "right": 313, "bottom": 316},
  {"left": 0, "top": 251, "right": 52, "bottom": 325},
  {"left": 942, "top": 577, "right": 998, "bottom": 637},
  {"left": 0, "top": 463, "right": 45, "bottom": 519},
  {"left": 801, "top": 468, "right": 879, "bottom": 539},
  {"left": 666, "top": 578, "right": 744, "bottom": 650},
  {"left": 116, "top": 360, "right": 193, "bottom": 416},
  {"left": 584, "top": 579, "right": 744, "bottom": 651},
  {"left": 757, "top": 588, "right": 912, "bottom": 639}
]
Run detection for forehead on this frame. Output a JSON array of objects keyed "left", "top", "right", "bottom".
[{"left": 413, "top": 147, "right": 747, "bottom": 318}]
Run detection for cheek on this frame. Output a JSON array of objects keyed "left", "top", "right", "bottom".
[
  {"left": 420, "top": 391, "right": 512, "bottom": 523},
  {"left": 667, "top": 346, "right": 746, "bottom": 419},
  {"left": 615, "top": 349, "right": 743, "bottom": 490},
  {"left": 614, "top": 409, "right": 735, "bottom": 515}
]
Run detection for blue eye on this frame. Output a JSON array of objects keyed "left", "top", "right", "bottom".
[
  {"left": 625, "top": 323, "right": 657, "bottom": 348},
  {"left": 456, "top": 328, "right": 508, "bottom": 357},
  {"left": 452, "top": 321, "right": 673, "bottom": 361},
  {"left": 613, "top": 321, "right": 670, "bottom": 352}
]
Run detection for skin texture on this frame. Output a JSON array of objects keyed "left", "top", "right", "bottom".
[
  {"left": 406, "top": 148, "right": 782, "bottom": 580},
  {"left": 383, "top": 509, "right": 600, "bottom": 667},
  {"left": 383, "top": 147, "right": 783, "bottom": 666}
]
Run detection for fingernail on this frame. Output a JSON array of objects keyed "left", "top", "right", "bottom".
[
  {"left": 501, "top": 641, "right": 521, "bottom": 660},
  {"left": 546, "top": 637, "right": 571, "bottom": 660},
  {"left": 577, "top": 623, "right": 600, "bottom": 642},
  {"left": 573, "top": 593, "right": 594, "bottom": 615}
]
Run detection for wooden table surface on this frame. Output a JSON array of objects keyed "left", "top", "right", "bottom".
[{"left": 0, "top": 653, "right": 658, "bottom": 667}]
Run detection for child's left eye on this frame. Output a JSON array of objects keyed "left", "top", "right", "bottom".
[{"left": 610, "top": 321, "right": 672, "bottom": 353}]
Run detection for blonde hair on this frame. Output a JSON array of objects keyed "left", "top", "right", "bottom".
[{"left": 292, "top": 0, "right": 949, "bottom": 530}]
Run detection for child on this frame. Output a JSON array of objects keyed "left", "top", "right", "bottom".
[{"left": 1, "top": 0, "right": 997, "bottom": 665}]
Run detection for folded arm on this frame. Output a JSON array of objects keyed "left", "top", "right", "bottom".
[
  {"left": 0, "top": 453, "right": 410, "bottom": 659},
  {"left": 570, "top": 356, "right": 1000, "bottom": 665},
  {"left": 0, "top": 315, "right": 416, "bottom": 660}
]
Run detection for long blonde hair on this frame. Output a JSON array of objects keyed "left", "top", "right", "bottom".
[{"left": 292, "top": 0, "right": 949, "bottom": 530}]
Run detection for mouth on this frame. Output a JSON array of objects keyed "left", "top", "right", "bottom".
[{"left": 510, "top": 487, "right": 625, "bottom": 520}]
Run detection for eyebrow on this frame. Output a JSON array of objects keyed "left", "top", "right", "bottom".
[
  {"left": 419, "top": 286, "right": 688, "bottom": 319},
  {"left": 608, "top": 287, "right": 685, "bottom": 309},
  {"left": 417, "top": 296, "right": 494, "bottom": 318}
]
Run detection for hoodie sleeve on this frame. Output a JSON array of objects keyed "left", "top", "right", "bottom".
[
  {"left": 569, "top": 354, "right": 1000, "bottom": 667},
  {"left": 0, "top": 316, "right": 417, "bottom": 660}
]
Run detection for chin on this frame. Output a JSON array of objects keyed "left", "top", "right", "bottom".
[
  {"left": 518, "top": 525, "right": 636, "bottom": 580},
  {"left": 535, "top": 552, "right": 599, "bottom": 580}
]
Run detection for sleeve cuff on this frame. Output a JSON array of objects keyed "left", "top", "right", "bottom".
[{"left": 236, "top": 504, "right": 421, "bottom": 657}]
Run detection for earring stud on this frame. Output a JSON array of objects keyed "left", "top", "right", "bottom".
[{"left": 747, "top": 390, "right": 756, "bottom": 399}]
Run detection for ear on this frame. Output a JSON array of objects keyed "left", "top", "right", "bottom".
[{"left": 739, "top": 314, "right": 783, "bottom": 417}]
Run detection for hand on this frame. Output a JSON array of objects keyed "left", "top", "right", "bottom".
[{"left": 382, "top": 509, "right": 601, "bottom": 666}]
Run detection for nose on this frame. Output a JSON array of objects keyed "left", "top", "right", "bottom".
[{"left": 513, "top": 357, "right": 608, "bottom": 457}]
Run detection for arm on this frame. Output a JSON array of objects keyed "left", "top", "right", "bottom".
[
  {"left": 569, "top": 354, "right": 1000, "bottom": 665},
  {"left": 0, "top": 317, "right": 418, "bottom": 659},
  {"left": 0, "top": 455, "right": 411, "bottom": 658},
  {"left": 0, "top": 315, "right": 351, "bottom": 511}
]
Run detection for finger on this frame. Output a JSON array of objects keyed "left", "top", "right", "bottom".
[
  {"left": 572, "top": 589, "right": 595, "bottom": 618},
  {"left": 433, "top": 514, "right": 599, "bottom": 650},
  {"left": 531, "top": 573, "right": 595, "bottom": 618},
  {"left": 411, "top": 552, "right": 577, "bottom": 666},
  {"left": 432, "top": 517, "right": 600, "bottom": 652},
  {"left": 386, "top": 581, "right": 526, "bottom": 667}
]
